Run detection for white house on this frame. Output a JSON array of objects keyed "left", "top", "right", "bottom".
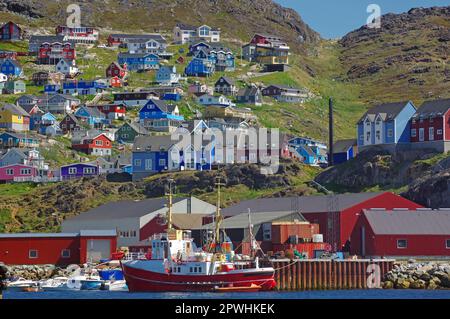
[
  {"left": 196, "top": 93, "right": 235, "bottom": 107},
  {"left": 173, "top": 23, "right": 220, "bottom": 44},
  {"left": 56, "top": 59, "right": 78, "bottom": 77}
]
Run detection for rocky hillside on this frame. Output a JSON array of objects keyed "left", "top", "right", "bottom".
[
  {"left": 0, "top": 160, "right": 319, "bottom": 232},
  {"left": 339, "top": 6, "right": 449, "bottom": 104},
  {"left": 0, "top": 0, "right": 320, "bottom": 47},
  {"left": 315, "top": 149, "right": 450, "bottom": 208}
]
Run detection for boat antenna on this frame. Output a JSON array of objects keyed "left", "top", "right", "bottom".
[
  {"left": 214, "top": 175, "right": 225, "bottom": 250},
  {"left": 165, "top": 178, "right": 174, "bottom": 231},
  {"left": 248, "top": 208, "right": 255, "bottom": 258}
]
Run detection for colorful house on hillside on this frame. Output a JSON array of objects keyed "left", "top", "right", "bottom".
[
  {"left": 156, "top": 65, "right": 180, "bottom": 85},
  {"left": 0, "top": 21, "right": 23, "bottom": 41},
  {"left": 288, "top": 137, "right": 328, "bottom": 166},
  {"left": 242, "top": 33, "right": 290, "bottom": 71},
  {"left": 139, "top": 99, "right": 184, "bottom": 133},
  {"left": 173, "top": 23, "right": 220, "bottom": 44},
  {"left": 410, "top": 98, "right": 450, "bottom": 153},
  {"left": 332, "top": 139, "right": 358, "bottom": 165},
  {"left": 37, "top": 41, "right": 76, "bottom": 65},
  {"left": 0, "top": 59, "right": 23, "bottom": 77},
  {"left": 60, "top": 163, "right": 99, "bottom": 180},
  {"left": 59, "top": 113, "right": 82, "bottom": 133},
  {"left": 118, "top": 53, "right": 160, "bottom": 71},
  {"left": 115, "top": 121, "right": 150, "bottom": 144},
  {"left": 106, "top": 62, "right": 127, "bottom": 79},
  {"left": 0, "top": 103, "right": 30, "bottom": 131},
  {"left": 71, "top": 132, "right": 112, "bottom": 156},
  {"left": 215, "top": 76, "right": 238, "bottom": 96},
  {"left": 184, "top": 49, "right": 215, "bottom": 77},
  {"left": 3, "top": 80, "right": 26, "bottom": 94},
  {"left": 93, "top": 103, "right": 126, "bottom": 121},
  {"left": 62, "top": 80, "right": 107, "bottom": 96},
  {"left": 74, "top": 106, "right": 108, "bottom": 127},
  {"left": 0, "top": 132, "right": 39, "bottom": 149},
  {"left": 236, "top": 86, "right": 263, "bottom": 106},
  {"left": 0, "top": 148, "right": 48, "bottom": 174},
  {"left": 56, "top": 25, "right": 99, "bottom": 44},
  {"left": 357, "top": 101, "right": 417, "bottom": 149},
  {"left": 56, "top": 59, "right": 79, "bottom": 77},
  {"left": 0, "top": 164, "right": 38, "bottom": 183}
]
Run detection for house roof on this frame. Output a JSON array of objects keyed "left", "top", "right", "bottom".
[
  {"left": 1, "top": 103, "right": 30, "bottom": 117},
  {"left": 363, "top": 209, "right": 450, "bottom": 235},
  {"left": 333, "top": 139, "right": 357, "bottom": 154},
  {"left": 2, "top": 59, "right": 21, "bottom": 68},
  {"left": 265, "top": 84, "right": 301, "bottom": 92},
  {"left": 172, "top": 214, "right": 209, "bottom": 230},
  {"left": 176, "top": 23, "right": 220, "bottom": 31},
  {"left": 111, "top": 33, "right": 166, "bottom": 42},
  {"left": 237, "top": 86, "right": 260, "bottom": 97},
  {"left": 178, "top": 120, "right": 208, "bottom": 133},
  {"left": 126, "top": 121, "right": 149, "bottom": 135},
  {"left": 357, "top": 101, "right": 413, "bottom": 123},
  {"left": 132, "top": 135, "right": 179, "bottom": 152},
  {"left": 0, "top": 230, "right": 116, "bottom": 238},
  {"left": 216, "top": 76, "right": 235, "bottom": 86},
  {"left": 414, "top": 98, "right": 450, "bottom": 117},
  {"left": 62, "top": 113, "right": 81, "bottom": 125},
  {"left": 118, "top": 52, "right": 158, "bottom": 59},
  {"left": 221, "top": 192, "right": 386, "bottom": 216},
  {"left": 144, "top": 99, "right": 176, "bottom": 114},
  {"left": 82, "top": 106, "right": 106, "bottom": 118},
  {"left": 201, "top": 211, "right": 306, "bottom": 230},
  {"left": 67, "top": 197, "right": 188, "bottom": 221},
  {"left": 29, "top": 35, "right": 65, "bottom": 44}
]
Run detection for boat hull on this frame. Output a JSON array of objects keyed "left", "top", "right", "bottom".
[{"left": 122, "top": 262, "right": 276, "bottom": 292}]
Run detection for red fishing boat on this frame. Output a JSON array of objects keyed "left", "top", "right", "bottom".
[{"left": 121, "top": 178, "right": 276, "bottom": 292}]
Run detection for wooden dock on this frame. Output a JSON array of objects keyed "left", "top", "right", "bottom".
[{"left": 271, "top": 259, "right": 394, "bottom": 290}]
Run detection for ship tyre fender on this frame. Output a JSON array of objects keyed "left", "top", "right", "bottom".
[{"left": 164, "top": 259, "right": 170, "bottom": 273}]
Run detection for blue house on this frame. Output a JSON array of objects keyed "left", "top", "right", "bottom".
[
  {"left": 60, "top": 163, "right": 98, "bottom": 180},
  {"left": 139, "top": 99, "right": 184, "bottom": 132},
  {"left": 185, "top": 49, "right": 215, "bottom": 77},
  {"left": 357, "top": 101, "right": 416, "bottom": 148},
  {"left": 132, "top": 135, "right": 214, "bottom": 180},
  {"left": 44, "top": 84, "right": 60, "bottom": 94},
  {"left": 32, "top": 112, "right": 58, "bottom": 134},
  {"left": 162, "top": 93, "right": 182, "bottom": 101},
  {"left": 74, "top": 106, "right": 109, "bottom": 127},
  {"left": 156, "top": 65, "right": 180, "bottom": 85},
  {"left": 188, "top": 42, "right": 210, "bottom": 56},
  {"left": 332, "top": 139, "right": 358, "bottom": 165},
  {"left": 62, "top": 80, "right": 107, "bottom": 95},
  {"left": 288, "top": 136, "right": 328, "bottom": 166},
  {"left": 0, "top": 59, "right": 22, "bottom": 77},
  {"left": 0, "top": 132, "right": 40, "bottom": 149},
  {"left": 118, "top": 53, "right": 160, "bottom": 71}
]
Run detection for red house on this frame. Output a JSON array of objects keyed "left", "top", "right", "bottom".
[
  {"left": 0, "top": 230, "right": 117, "bottom": 265},
  {"left": 93, "top": 103, "right": 126, "bottom": 120},
  {"left": 72, "top": 133, "right": 112, "bottom": 156},
  {"left": 222, "top": 192, "right": 423, "bottom": 252},
  {"left": 350, "top": 209, "right": 450, "bottom": 258},
  {"left": 106, "top": 62, "right": 127, "bottom": 79},
  {"left": 0, "top": 21, "right": 23, "bottom": 41},
  {"left": 38, "top": 41, "right": 75, "bottom": 65},
  {"left": 410, "top": 98, "right": 450, "bottom": 152},
  {"left": 110, "top": 76, "right": 124, "bottom": 88}
]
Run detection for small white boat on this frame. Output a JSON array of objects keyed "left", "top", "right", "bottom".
[
  {"left": 66, "top": 275, "right": 101, "bottom": 290},
  {"left": 7, "top": 277, "right": 37, "bottom": 290},
  {"left": 40, "top": 277, "right": 70, "bottom": 291},
  {"left": 101, "top": 280, "right": 128, "bottom": 291}
]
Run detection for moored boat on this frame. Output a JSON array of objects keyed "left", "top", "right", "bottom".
[{"left": 121, "top": 178, "right": 276, "bottom": 292}]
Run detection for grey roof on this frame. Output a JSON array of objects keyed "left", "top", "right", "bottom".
[
  {"left": 363, "top": 209, "right": 450, "bottom": 235},
  {"left": 221, "top": 193, "right": 386, "bottom": 216},
  {"left": 118, "top": 52, "right": 157, "bottom": 59},
  {"left": 144, "top": 99, "right": 176, "bottom": 114},
  {"left": 357, "top": 101, "right": 414, "bottom": 123},
  {"left": 178, "top": 120, "right": 208, "bottom": 133},
  {"left": 202, "top": 211, "right": 306, "bottom": 230},
  {"left": 132, "top": 135, "right": 179, "bottom": 152},
  {"left": 1, "top": 103, "right": 30, "bottom": 117},
  {"left": 29, "top": 35, "right": 65, "bottom": 44},
  {"left": 126, "top": 121, "right": 149, "bottom": 134},
  {"left": 111, "top": 33, "right": 166, "bottom": 42},
  {"left": 415, "top": 98, "right": 450, "bottom": 116},
  {"left": 215, "top": 76, "right": 235, "bottom": 86},
  {"left": 237, "top": 86, "right": 260, "bottom": 97},
  {"left": 333, "top": 139, "right": 357, "bottom": 154},
  {"left": 79, "top": 230, "right": 117, "bottom": 237},
  {"left": 68, "top": 197, "right": 187, "bottom": 221},
  {"left": 176, "top": 23, "right": 220, "bottom": 31}
]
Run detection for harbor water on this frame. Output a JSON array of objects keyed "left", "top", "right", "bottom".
[{"left": 3, "top": 289, "right": 450, "bottom": 299}]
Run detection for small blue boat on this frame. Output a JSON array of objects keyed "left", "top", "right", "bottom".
[
  {"left": 98, "top": 269, "right": 124, "bottom": 281},
  {"left": 80, "top": 279, "right": 103, "bottom": 290}
]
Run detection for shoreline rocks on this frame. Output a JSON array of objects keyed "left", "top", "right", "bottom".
[{"left": 382, "top": 262, "right": 450, "bottom": 290}]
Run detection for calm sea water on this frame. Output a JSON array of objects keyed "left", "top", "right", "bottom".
[{"left": 3, "top": 289, "right": 450, "bottom": 299}]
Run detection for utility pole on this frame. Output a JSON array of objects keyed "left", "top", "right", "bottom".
[{"left": 328, "top": 97, "right": 334, "bottom": 167}]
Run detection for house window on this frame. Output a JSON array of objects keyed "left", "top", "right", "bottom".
[
  {"left": 159, "top": 159, "right": 166, "bottom": 167},
  {"left": 387, "top": 129, "right": 393, "bottom": 138},
  {"left": 411, "top": 129, "right": 417, "bottom": 137},
  {"left": 397, "top": 239, "right": 408, "bottom": 249},
  {"left": 20, "top": 168, "right": 31, "bottom": 175},
  {"left": 446, "top": 239, "right": 450, "bottom": 249},
  {"left": 61, "top": 249, "right": 71, "bottom": 258},
  {"left": 6, "top": 168, "right": 14, "bottom": 175},
  {"left": 134, "top": 159, "right": 141, "bottom": 167},
  {"left": 83, "top": 167, "right": 96, "bottom": 174},
  {"left": 29, "top": 250, "right": 38, "bottom": 259},
  {"left": 68, "top": 167, "right": 77, "bottom": 175},
  {"left": 366, "top": 132, "right": 370, "bottom": 142},
  {"left": 145, "top": 159, "right": 153, "bottom": 170},
  {"left": 429, "top": 127, "right": 434, "bottom": 141},
  {"left": 437, "top": 129, "right": 443, "bottom": 135}
]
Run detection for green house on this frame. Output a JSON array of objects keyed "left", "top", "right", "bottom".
[{"left": 115, "top": 121, "right": 150, "bottom": 144}]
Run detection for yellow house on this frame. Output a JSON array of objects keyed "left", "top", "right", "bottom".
[
  {"left": 255, "top": 46, "right": 289, "bottom": 65},
  {"left": 0, "top": 103, "right": 30, "bottom": 132},
  {"left": 203, "top": 105, "right": 256, "bottom": 121}
]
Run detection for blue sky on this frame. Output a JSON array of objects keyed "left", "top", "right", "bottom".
[{"left": 276, "top": 0, "right": 449, "bottom": 39}]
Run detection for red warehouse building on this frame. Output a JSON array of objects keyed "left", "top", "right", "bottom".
[
  {"left": 350, "top": 209, "right": 450, "bottom": 258},
  {"left": 221, "top": 192, "right": 423, "bottom": 252},
  {"left": 0, "top": 230, "right": 117, "bottom": 265},
  {"left": 410, "top": 98, "right": 450, "bottom": 152}
]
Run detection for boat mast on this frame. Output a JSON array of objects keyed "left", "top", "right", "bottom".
[
  {"left": 214, "top": 175, "right": 224, "bottom": 251},
  {"left": 165, "top": 178, "right": 174, "bottom": 231}
]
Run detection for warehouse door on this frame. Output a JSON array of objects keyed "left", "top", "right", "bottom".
[{"left": 86, "top": 239, "right": 111, "bottom": 263}]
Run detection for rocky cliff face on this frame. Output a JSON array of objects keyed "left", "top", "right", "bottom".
[
  {"left": 339, "top": 6, "right": 449, "bottom": 102},
  {"left": 315, "top": 148, "right": 450, "bottom": 208},
  {"left": 0, "top": 0, "right": 320, "bottom": 46}
]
